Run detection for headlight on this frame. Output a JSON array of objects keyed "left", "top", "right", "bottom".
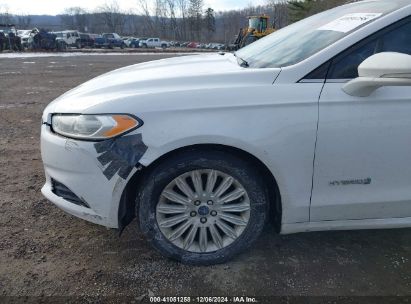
[{"left": 51, "top": 114, "right": 141, "bottom": 140}]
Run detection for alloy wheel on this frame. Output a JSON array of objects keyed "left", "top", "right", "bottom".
[{"left": 156, "top": 169, "right": 251, "bottom": 253}]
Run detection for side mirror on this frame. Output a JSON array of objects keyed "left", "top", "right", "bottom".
[{"left": 343, "top": 52, "right": 411, "bottom": 97}]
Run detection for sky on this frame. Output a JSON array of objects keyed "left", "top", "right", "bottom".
[{"left": 0, "top": 0, "right": 267, "bottom": 15}]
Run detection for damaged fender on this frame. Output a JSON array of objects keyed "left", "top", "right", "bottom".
[
  {"left": 94, "top": 133, "right": 148, "bottom": 180},
  {"left": 94, "top": 133, "right": 148, "bottom": 232}
]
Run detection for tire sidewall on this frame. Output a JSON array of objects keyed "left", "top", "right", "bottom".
[{"left": 138, "top": 151, "right": 268, "bottom": 265}]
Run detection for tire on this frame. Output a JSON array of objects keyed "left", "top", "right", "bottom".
[
  {"left": 58, "top": 41, "right": 67, "bottom": 51},
  {"left": 244, "top": 35, "right": 258, "bottom": 47},
  {"left": 138, "top": 149, "right": 269, "bottom": 265}
]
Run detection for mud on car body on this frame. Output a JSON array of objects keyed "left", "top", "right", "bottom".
[{"left": 41, "top": 0, "right": 411, "bottom": 265}]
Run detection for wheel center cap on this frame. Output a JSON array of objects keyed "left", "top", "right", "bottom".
[{"left": 198, "top": 206, "right": 210, "bottom": 216}]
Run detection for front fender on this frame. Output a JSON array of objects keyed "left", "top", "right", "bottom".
[{"left": 140, "top": 135, "right": 273, "bottom": 173}]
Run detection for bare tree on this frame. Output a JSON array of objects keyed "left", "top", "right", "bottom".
[
  {"left": 286, "top": 0, "right": 354, "bottom": 23},
  {"left": 177, "top": 0, "right": 189, "bottom": 40},
  {"left": 135, "top": 0, "right": 192, "bottom": 40},
  {"left": 155, "top": 0, "right": 168, "bottom": 37},
  {"left": 166, "top": 0, "right": 179, "bottom": 40},
  {"left": 267, "top": 1, "right": 288, "bottom": 28},
  {"left": 96, "top": 0, "right": 127, "bottom": 33},
  {"left": 137, "top": 0, "right": 156, "bottom": 36},
  {"left": 16, "top": 14, "right": 32, "bottom": 29},
  {"left": 0, "top": 4, "right": 12, "bottom": 24},
  {"left": 60, "top": 7, "right": 88, "bottom": 31}
]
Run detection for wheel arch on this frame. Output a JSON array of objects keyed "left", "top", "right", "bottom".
[{"left": 118, "top": 144, "right": 282, "bottom": 234}]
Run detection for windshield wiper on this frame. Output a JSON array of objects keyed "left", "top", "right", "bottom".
[{"left": 234, "top": 53, "right": 249, "bottom": 68}]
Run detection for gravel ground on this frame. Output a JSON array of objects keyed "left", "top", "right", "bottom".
[{"left": 0, "top": 54, "right": 410, "bottom": 302}]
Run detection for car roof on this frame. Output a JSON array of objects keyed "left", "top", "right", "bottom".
[
  {"left": 349, "top": 0, "right": 411, "bottom": 10},
  {"left": 361, "top": 0, "right": 411, "bottom": 6},
  {"left": 53, "top": 31, "right": 77, "bottom": 33}
]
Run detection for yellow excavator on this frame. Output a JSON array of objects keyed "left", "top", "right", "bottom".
[{"left": 234, "top": 15, "right": 276, "bottom": 50}]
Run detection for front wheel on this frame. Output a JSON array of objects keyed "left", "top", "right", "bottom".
[
  {"left": 138, "top": 150, "right": 269, "bottom": 265},
  {"left": 57, "top": 41, "right": 67, "bottom": 51}
]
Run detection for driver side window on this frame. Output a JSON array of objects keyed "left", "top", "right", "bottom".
[{"left": 328, "top": 17, "right": 411, "bottom": 80}]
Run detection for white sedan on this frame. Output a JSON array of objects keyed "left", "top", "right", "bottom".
[{"left": 41, "top": 0, "right": 411, "bottom": 265}]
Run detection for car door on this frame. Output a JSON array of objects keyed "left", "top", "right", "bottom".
[
  {"left": 73, "top": 32, "right": 79, "bottom": 43},
  {"left": 311, "top": 17, "right": 411, "bottom": 221},
  {"left": 66, "top": 33, "right": 72, "bottom": 45}
]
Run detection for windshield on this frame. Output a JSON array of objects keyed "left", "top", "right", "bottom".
[
  {"left": 236, "top": 0, "right": 409, "bottom": 68},
  {"left": 249, "top": 18, "right": 260, "bottom": 29},
  {"left": 0, "top": 28, "right": 14, "bottom": 34}
]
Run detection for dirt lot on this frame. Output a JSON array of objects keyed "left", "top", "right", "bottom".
[{"left": 0, "top": 53, "right": 410, "bottom": 302}]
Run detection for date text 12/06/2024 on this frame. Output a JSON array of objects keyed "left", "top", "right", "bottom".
[{"left": 149, "top": 296, "right": 258, "bottom": 303}]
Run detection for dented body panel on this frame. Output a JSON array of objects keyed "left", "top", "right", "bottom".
[{"left": 41, "top": 125, "right": 138, "bottom": 228}]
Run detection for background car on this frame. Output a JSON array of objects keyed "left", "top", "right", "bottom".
[
  {"left": 94, "top": 33, "right": 125, "bottom": 49},
  {"left": 0, "top": 24, "right": 22, "bottom": 51},
  {"left": 140, "top": 37, "right": 169, "bottom": 48},
  {"left": 53, "top": 30, "right": 81, "bottom": 49},
  {"left": 79, "top": 33, "right": 94, "bottom": 48},
  {"left": 17, "top": 29, "right": 37, "bottom": 49},
  {"left": 187, "top": 42, "right": 199, "bottom": 48},
  {"left": 126, "top": 37, "right": 140, "bottom": 48}
]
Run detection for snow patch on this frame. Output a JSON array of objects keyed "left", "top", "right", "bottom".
[{"left": 0, "top": 52, "right": 203, "bottom": 59}]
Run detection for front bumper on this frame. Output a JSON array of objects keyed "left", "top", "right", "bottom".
[{"left": 40, "top": 124, "right": 137, "bottom": 228}]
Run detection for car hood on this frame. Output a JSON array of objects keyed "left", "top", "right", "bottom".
[{"left": 43, "top": 53, "right": 280, "bottom": 116}]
